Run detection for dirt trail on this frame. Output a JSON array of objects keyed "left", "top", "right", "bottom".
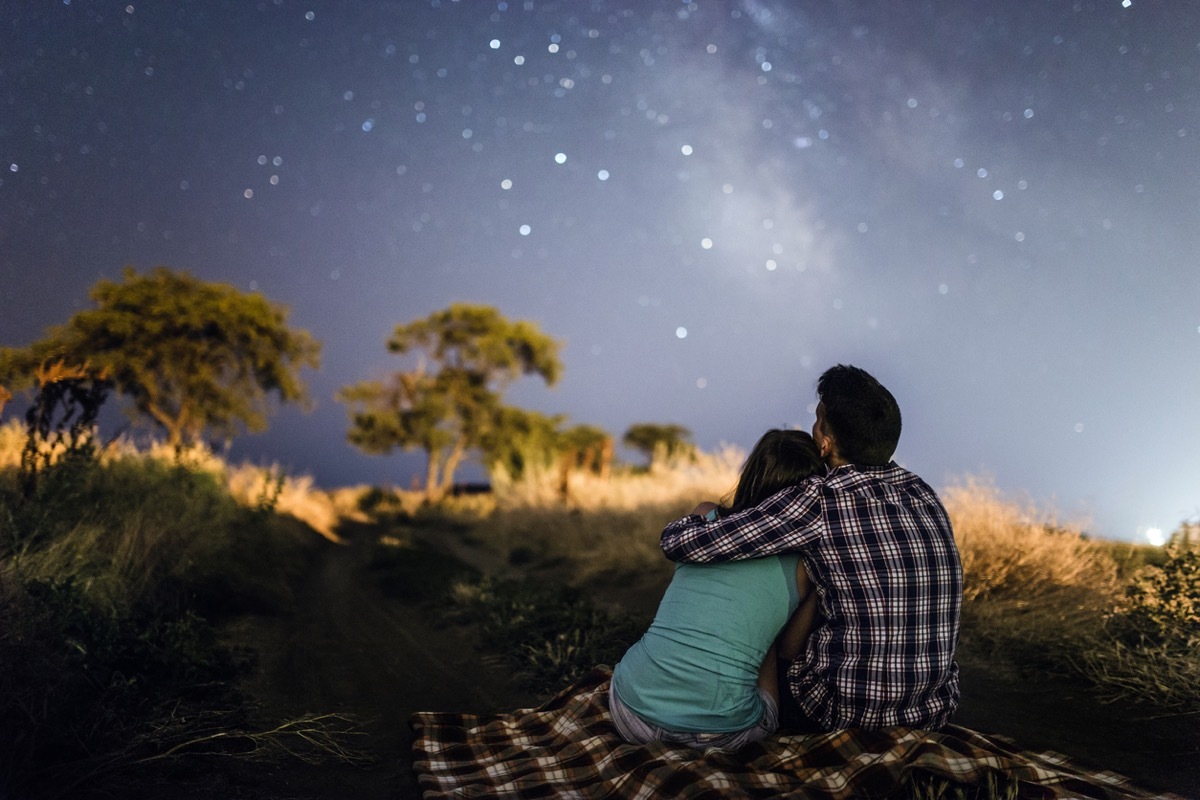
[{"left": 209, "top": 529, "right": 538, "bottom": 800}]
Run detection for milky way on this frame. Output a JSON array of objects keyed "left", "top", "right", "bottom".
[{"left": 2, "top": 1, "right": 1198, "bottom": 540}]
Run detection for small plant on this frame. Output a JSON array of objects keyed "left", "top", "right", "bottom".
[
  {"left": 1083, "top": 543, "right": 1200, "bottom": 710},
  {"left": 902, "top": 770, "right": 1020, "bottom": 800},
  {"left": 445, "top": 576, "right": 646, "bottom": 694},
  {"left": 18, "top": 360, "right": 112, "bottom": 500}
]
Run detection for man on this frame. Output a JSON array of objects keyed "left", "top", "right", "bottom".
[{"left": 660, "top": 365, "right": 962, "bottom": 731}]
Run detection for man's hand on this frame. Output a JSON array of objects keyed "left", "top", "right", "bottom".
[{"left": 690, "top": 501, "right": 719, "bottom": 518}]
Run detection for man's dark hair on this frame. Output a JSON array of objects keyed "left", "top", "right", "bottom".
[{"left": 817, "top": 365, "right": 901, "bottom": 466}]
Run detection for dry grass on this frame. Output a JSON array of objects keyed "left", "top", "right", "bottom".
[
  {"left": 0, "top": 419, "right": 355, "bottom": 542},
  {"left": 492, "top": 445, "right": 743, "bottom": 512},
  {"left": 944, "top": 476, "right": 1117, "bottom": 605},
  {"left": 943, "top": 477, "right": 1119, "bottom": 674}
]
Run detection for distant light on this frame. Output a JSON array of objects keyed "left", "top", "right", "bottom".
[
  {"left": 700, "top": 237, "right": 713, "bottom": 249},
  {"left": 675, "top": 327, "right": 688, "bottom": 339},
  {"left": 1145, "top": 527, "right": 1165, "bottom": 546},
  {"left": 554, "top": 152, "right": 567, "bottom": 164},
  {"left": 519, "top": 224, "right": 531, "bottom": 236},
  {"left": 680, "top": 144, "right": 693, "bottom": 156}
]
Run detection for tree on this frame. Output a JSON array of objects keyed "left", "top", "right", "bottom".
[
  {"left": 478, "top": 406, "right": 565, "bottom": 482},
  {"left": 338, "top": 304, "right": 562, "bottom": 502},
  {"left": 623, "top": 422, "right": 695, "bottom": 468},
  {"left": 0, "top": 267, "right": 321, "bottom": 447}
]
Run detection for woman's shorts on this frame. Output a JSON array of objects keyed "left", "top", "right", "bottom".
[{"left": 607, "top": 685, "right": 779, "bottom": 751}]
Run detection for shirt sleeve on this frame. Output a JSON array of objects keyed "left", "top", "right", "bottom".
[{"left": 660, "top": 480, "right": 825, "bottom": 563}]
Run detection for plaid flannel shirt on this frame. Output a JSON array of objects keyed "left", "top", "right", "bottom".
[{"left": 660, "top": 463, "right": 962, "bottom": 731}]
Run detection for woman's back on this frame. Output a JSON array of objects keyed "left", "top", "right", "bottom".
[{"left": 612, "top": 554, "right": 801, "bottom": 733}]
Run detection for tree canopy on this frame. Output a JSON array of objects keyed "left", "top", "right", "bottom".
[
  {"left": 338, "top": 303, "right": 562, "bottom": 501},
  {"left": 0, "top": 266, "right": 321, "bottom": 447},
  {"left": 623, "top": 422, "right": 695, "bottom": 468}
]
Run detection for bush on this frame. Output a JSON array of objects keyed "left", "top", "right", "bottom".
[{"left": 1083, "top": 545, "right": 1200, "bottom": 710}]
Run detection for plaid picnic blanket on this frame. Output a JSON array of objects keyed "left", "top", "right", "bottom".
[{"left": 411, "top": 666, "right": 1187, "bottom": 800}]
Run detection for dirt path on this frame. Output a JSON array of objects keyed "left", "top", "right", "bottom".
[
  {"left": 202, "top": 528, "right": 538, "bottom": 800},
  {"left": 186, "top": 523, "right": 1199, "bottom": 800}
]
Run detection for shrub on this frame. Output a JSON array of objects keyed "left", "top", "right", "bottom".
[{"left": 1083, "top": 544, "right": 1200, "bottom": 710}]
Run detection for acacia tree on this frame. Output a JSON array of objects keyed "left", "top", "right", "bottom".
[
  {"left": 623, "top": 422, "right": 695, "bottom": 468},
  {"left": 339, "top": 304, "right": 562, "bottom": 502},
  {"left": 478, "top": 406, "right": 565, "bottom": 483},
  {"left": 0, "top": 266, "right": 321, "bottom": 447}
]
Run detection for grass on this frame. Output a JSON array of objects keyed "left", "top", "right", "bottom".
[
  {"left": 4, "top": 407, "right": 1198, "bottom": 797},
  {"left": 411, "top": 470, "right": 1200, "bottom": 717},
  {"left": 0, "top": 420, "right": 362, "bottom": 799}
]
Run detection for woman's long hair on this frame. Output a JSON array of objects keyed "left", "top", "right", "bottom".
[{"left": 724, "top": 429, "right": 822, "bottom": 515}]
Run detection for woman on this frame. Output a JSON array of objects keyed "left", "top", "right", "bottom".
[{"left": 608, "top": 429, "right": 820, "bottom": 750}]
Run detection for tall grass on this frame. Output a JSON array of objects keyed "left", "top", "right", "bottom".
[
  {"left": 435, "top": 470, "right": 1199, "bottom": 713},
  {"left": 0, "top": 419, "right": 354, "bottom": 798},
  {"left": 943, "top": 478, "right": 1118, "bottom": 674}
]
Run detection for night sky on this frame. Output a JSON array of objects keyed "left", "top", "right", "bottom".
[{"left": 2, "top": 1, "right": 1198, "bottom": 542}]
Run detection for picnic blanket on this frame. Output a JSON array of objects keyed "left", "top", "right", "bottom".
[{"left": 411, "top": 666, "right": 1188, "bottom": 800}]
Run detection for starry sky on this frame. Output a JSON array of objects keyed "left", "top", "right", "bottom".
[{"left": 2, "top": 0, "right": 1198, "bottom": 542}]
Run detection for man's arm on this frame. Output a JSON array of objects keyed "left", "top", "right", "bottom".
[{"left": 660, "top": 480, "right": 824, "bottom": 563}]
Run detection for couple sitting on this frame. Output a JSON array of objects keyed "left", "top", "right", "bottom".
[{"left": 609, "top": 365, "right": 963, "bottom": 748}]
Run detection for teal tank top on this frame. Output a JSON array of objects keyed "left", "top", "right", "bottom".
[{"left": 612, "top": 554, "right": 800, "bottom": 732}]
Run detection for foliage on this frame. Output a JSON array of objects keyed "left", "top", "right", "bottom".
[
  {"left": 339, "top": 303, "right": 561, "bottom": 502},
  {"left": 16, "top": 360, "right": 112, "bottom": 500},
  {"left": 622, "top": 422, "right": 695, "bottom": 468},
  {"left": 1082, "top": 542, "right": 1200, "bottom": 710},
  {"left": 445, "top": 576, "right": 645, "bottom": 695},
  {"left": 0, "top": 266, "right": 321, "bottom": 447},
  {"left": 0, "top": 436, "right": 320, "bottom": 798},
  {"left": 478, "top": 406, "right": 565, "bottom": 481}
]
